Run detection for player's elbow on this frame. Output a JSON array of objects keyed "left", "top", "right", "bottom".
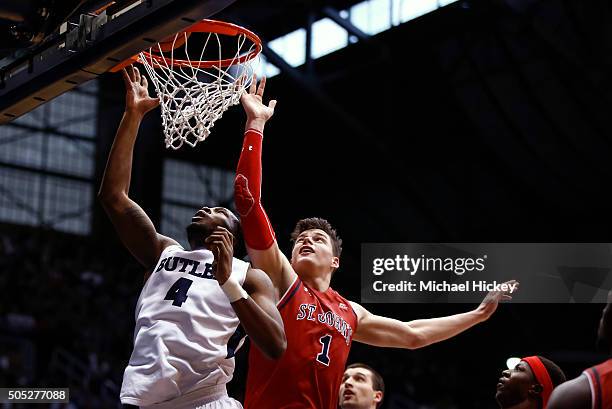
[
  {"left": 269, "top": 331, "right": 288, "bottom": 360},
  {"left": 404, "top": 328, "right": 428, "bottom": 349},
  {"left": 261, "top": 341, "right": 286, "bottom": 360},
  {"left": 97, "top": 187, "right": 115, "bottom": 204},
  {"left": 262, "top": 327, "right": 287, "bottom": 360},
  {"left": 97, "top": 189, "right": 126, "bottom": 210}
]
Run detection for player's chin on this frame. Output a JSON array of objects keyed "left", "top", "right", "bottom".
[
  {"left": 186, "top": 220, "right": 213, "bottom": 238},
  {"left": 293, "top": 256, "right": 321, "bottom": 271},
  {"left": 494, "top": 388, "right": 508, "bottom": 403}
]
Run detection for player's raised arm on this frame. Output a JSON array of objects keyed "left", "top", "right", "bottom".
[
  {"left": 234, "top": 76, "right": 297, "bottom": 294},
  {"left": 206, "top": 226, "right": 286, "bottom": 359},
  {"left": 98, "top": 65, "right": 178, "bottom": 271},
  {"left": 350, "top": 280, "right": 519, "bottom": 348}
]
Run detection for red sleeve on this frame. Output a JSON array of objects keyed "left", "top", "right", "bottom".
[{"left": 234, "top": 129, "right": 276, "bottom": 250}]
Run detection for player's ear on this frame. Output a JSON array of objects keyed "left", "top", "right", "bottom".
[
  {"left": 528, "top": 383, "right": 543, "bottom": 399},
  {"left": 373, "top": 391, "right": 383, "bottom": 403},
  {"left": 331, "top": 256, "right": 339, "bottom": 269}
]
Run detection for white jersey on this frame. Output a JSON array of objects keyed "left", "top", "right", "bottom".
[{"left": 120, "top": 244, "right": 249, "bottom": 407}]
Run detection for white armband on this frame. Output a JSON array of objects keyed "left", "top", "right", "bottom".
[{"left": 221, "top": 276, "right": 249, "bottom": 303}]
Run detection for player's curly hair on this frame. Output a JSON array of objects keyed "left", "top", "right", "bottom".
[{"left": 290, "top": 217, "right": 342, "bottom": 257}]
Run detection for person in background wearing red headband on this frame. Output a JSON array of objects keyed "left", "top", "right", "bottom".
[
  {"left": 496, "top": 356, "right": 566, "bottom": 409},
  {"left": 548, "top": 290, "right": 612, "bottom": 409}
]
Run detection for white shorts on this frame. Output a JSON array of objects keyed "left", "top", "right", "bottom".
[{"left": 140, "top": 385, "right": 242, "bottom": 409}]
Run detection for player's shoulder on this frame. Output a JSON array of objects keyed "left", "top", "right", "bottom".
[
  {"left": 322, "top": 287, "right": 358, "bottom": 319},
  {"left": 593, "top": 357, "right": 612, "bottom": 374},
  {"left": 329, "top": 286, "right": 351, "bottom": 301},
  {"left": 244, "top": 264, "right": 272, "bottom": 283},
  {"left": 324, "top": 285, "right": 353, "bottom": 305},
  {"left": 158, "top": 234, "right": 181, "bottom": 251},
  {"left": 548, "top": 374, "right": 591, "bottom": 409},
  {"left": 161, "top": 241, "right": 185, "bottom": 254}
]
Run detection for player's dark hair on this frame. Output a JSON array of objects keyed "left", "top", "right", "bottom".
[
  {"left": 532, "top": 356, "right": 566, "bottom": 409},
  {"left": 290, "top": 217, "right": 342, "bottom": 257},
  {"left": 536, "top": 356, "right": 566, "bottom": 387},
  {"left": 346, "top": 363, "right": 385, "bottom": 409}
]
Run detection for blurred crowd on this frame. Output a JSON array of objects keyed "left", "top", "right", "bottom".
[{"left": 0, "top": 227, "right": 141, "bottom": 408}]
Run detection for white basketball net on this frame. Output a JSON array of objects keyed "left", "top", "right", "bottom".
[{"left": 139, "top": 31, "right": 258, "bottom": 149}]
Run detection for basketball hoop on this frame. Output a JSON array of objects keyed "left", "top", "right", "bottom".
[{"left": 116, "top": 20, "right": 262, "bottom": 149}]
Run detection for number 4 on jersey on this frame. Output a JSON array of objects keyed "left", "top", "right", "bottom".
[
  {"left": 165, "top": 277, "right": 193, "bottom": 307},
  {"left": 316, "top": 334, "right": 332, "bottom": 366}
]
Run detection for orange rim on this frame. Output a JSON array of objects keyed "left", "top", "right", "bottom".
[{"left": 138, "top": 19, "right": 262, "bottom": 69}]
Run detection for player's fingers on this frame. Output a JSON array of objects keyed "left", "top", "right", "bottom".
[
  {"left": 214, "top": 226, "right": 233, "bottom": 239},
  {"left": 220, "top": 227, "right": 233, "bottom": 239},
  {"left": 126, "top": 65, "right": 135, "bottom": 82},
  {"left": 207, "top": 229, "right": 229, "bottom": 240},
  {"left": 208, "top": 234, "right": 230, "bottom": 245},
  {"left": 236, "top": 75, "right": 246, "bottom": 89},
  {"left": 205, "top": 234, "right": 224, "bottom": 243},
  {"left": 207, "top": 236, "right": 227, "bottom": 247},
  {"left": 222, "top": 231, "right": 233, "bottom": 250},
  {"left": 141, "top": 75, "right": 148, "bottom": 88},
  {"left": 504, "top": 279, "right": 518, "bottom": 286},
  {"left": 216, "top": 240, "right": 233, "bottom": 257},
  {"left": 133, "top": 66, "right": 141, "bottom": 82},
  {"left": 502, "top": 295, "right": 513, "bottom": 301},
  {"left": 249, "top": 74, "right": 257, "bottom": 94},
  {"left": 209, "top": 240, "right": 225, "bottom": 251},
  {"left": 268, "top": 100, "right": 277, "bottom": 110},
  {"left": 121, "top": 68, "right": 131, "bottom": 85},
  {"left": 218, "top": 239, "right": 231, "bottom": 256},
  {"left": 205, "top": 234, "right": 222, "bottom": 244},
  {"left": 210, "top": 231, "right": 232, "bottom": 250},
  {"left": 257, "top": 76, "right": 266, "bottom": 96}
]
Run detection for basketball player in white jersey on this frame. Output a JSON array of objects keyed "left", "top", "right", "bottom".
[{"left": 98, "top": 65, "right": 287, "bottom": 409}]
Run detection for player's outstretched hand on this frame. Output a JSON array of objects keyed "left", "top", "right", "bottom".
[
  {"left": 121, "top": 65, "right": 159, "bottom": 116},
  {"left": 475, "top": 280, "right": 520, "bottom": 322},
  {"left": 240, "top": 75, "right": 277, "bottom": 123},
  {"left": 205, "top": 226, "right": 235, "bottom": 285}
]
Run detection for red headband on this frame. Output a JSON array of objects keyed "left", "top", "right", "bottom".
[{"left": 522, "top": 356, "right": 554, "bottom": 409}]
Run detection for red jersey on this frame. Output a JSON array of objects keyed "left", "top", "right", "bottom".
[
  {"left": 245, "top": 277, "right": 358, "bottom": 409},
  {"left": 584, "top": 359, "right": 612, "bottom": 409}
]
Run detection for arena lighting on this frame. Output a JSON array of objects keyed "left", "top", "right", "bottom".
[{"left": 506, "top": 357, "right": 521, "bottom": 369}]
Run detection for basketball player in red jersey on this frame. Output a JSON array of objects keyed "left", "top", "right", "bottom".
[
  {"left": 235, "top": 76, "right": 519, "bottom": 409},
  {"left": 548, "top": 290, "right": 612, "bottom": 409}
]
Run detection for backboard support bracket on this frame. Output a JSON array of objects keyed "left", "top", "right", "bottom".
[{"left": 0, "top": 0, "right": 237, "bottom": 124}]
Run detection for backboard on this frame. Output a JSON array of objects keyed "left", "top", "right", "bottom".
[{"left": 0, "top": 0, "right": 237, "bottom": 124}]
